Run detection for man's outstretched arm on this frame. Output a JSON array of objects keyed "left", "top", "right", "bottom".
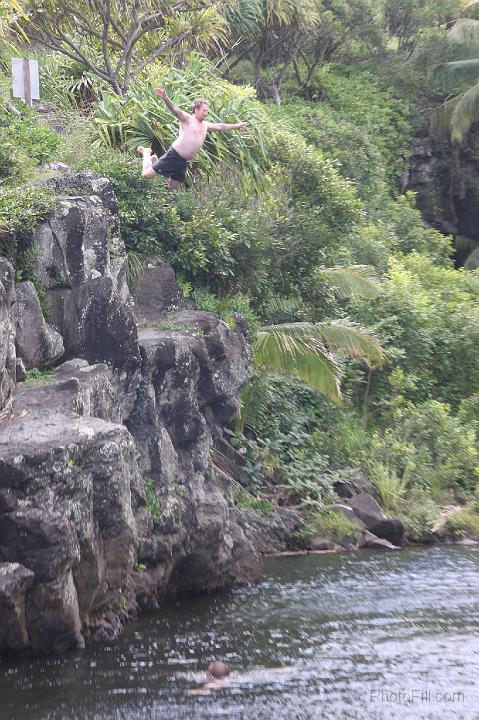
[
  {"left": 207, "top": 121, "right": 248, "bottom": 131},
  {"left": 154, "top": 88, "right": 189, "bottom": 122}
]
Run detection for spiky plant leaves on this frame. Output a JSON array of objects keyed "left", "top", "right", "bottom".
[
  {"left": 224, "top": 0, "right": 262, "bottom": 36},
  {"left": 92, "top": 56, "right": 272, "bottom": 189}
]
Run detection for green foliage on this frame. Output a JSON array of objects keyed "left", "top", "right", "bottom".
[
  {"left": 368, "top": 461, "right": 409, "bottom": 514},
  {"left": 443, "top": 505, "right": 479, "bottom": 538},
  {"left": 0, "top": 109, "right": 62, "bottom": 184},
  {"left": 253, "top": 319, "right": 385, "bottom": 403},
  {"left": 192, "top": 289, "right": 260, "bottom": 333},
  {"left": 73, "top": 149, "right": 177, "bottom": 256},
  {"left": 301, "top": 508, "right": 363, "bottom": 542},
  {"left": 349, "top": 253, "right": 479, "bottom": 409},
  {"left": 429, "top": 14, "right": 479, "bottom": 142},
  {"left": 125, "top": 251, "right": 144, "bottom": 291},
  {"left": 0, "top": 186, "right": 54, "bottom": 260},
  {"left": 93, "top": 56, "right": 270, "bottom": 189},
  {"left": 234, "top": 490, "right": 273, "bottom": 514},
  {"left": 24, "top": 368, "right": 54, "bottom": 383},
  {"left": 144, "top": 476, "right": 161, "bottom": 523},
  {"left": 270, "top": 65, "right": 416, "bottom": 195},
  {"left": 399, "top": 486, "right": 440, "bottom": 542},
  {"left": 13, "top": 2, "right": 229, "bottom": 96},
  {"left": 364, "top": 400, "right": 479, "bottom": 493}
]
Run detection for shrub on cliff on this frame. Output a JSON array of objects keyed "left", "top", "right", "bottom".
[
  {"left": 0, "top": 108, "right": 62, "bottom": 185},
  {"left": 0, "top": 186, "right": 55, "bottom": 260}
]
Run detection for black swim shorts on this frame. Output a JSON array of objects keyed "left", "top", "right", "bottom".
[{"left": 152, "top": 146, "right": 189, "bottom": 183}]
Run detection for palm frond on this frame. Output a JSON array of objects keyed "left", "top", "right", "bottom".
[
  {"left": 257, "top": 320, "right": 386, "bottom": 368},
  {"left": 225, "top": 0, "right": 263, "bottom": 37},
  {"left": 310, "top": 320, "right": 386, "bottom": 368},
  {"left": 314, "top": 265, "right": 381, "bottom": 300},
  {"left": 253, "top": 329, "right": 341, "bottom": 402}
]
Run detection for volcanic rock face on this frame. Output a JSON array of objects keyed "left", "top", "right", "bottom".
[
  {"left": 32, "top": 171, "right": 139, "bottom": 371},
  {"left": 0, "top": 258, "right": 16, "bottom": 410},
  {"left": 14, "top": 281, "right": 64, "bottom": 370},
  {"left": 0, "top": 172, "right": 283, "bottom": 658}
]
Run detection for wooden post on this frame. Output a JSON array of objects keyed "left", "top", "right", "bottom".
[{"left": 22, "top": 59, "right": 32, "bottom": 107}]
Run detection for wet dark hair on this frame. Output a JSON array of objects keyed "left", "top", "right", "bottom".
[{"left": 207, "top": 661, "right": 230, "bottom": 678}]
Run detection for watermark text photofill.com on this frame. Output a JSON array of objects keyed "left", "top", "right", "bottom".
[{"left": 370, "top": 689, "right": 465, "bottom": 705}]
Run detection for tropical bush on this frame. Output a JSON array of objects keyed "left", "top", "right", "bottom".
[
  {"left": 91, "top": 56, "right": 271, "bottom": 189},
  {"left": 364, "top": 400, "right": 479, "bottom": 493},
  {"left": 0, "top": 186, "right": 55, "bottom": 259},
  {"left": 0, "top": 109, "right": 62, "bottom": 184}
]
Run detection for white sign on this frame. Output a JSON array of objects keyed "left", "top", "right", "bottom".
[{"left": 12, "top": 58, "right": 40, "bottom": 104}]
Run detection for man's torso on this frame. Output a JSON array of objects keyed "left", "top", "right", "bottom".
[{"left": 172, "top": 116, "right": 208, "bottom": 160}]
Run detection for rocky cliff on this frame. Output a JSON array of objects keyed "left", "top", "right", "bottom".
[
  {"left": 0, "top": 172, "right": 298, "bottom": 658},
  {"left": 407, "top": 130, "right": 479, "bottom": 266}
]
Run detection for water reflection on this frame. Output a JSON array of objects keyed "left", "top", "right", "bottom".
[{"left": 1, "top": 545, "right": 479, "bottom": 719}]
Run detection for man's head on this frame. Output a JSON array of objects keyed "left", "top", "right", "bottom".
[
  {"left": 192, "top": 98, "right": 209, "bottom": 120},
  {"left": 207, "top": 661, "right": 230, "bottom": 679}
]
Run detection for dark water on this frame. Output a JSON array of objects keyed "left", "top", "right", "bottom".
[{"left": 2, "top": 545, "right": 479, "bottom": 720}]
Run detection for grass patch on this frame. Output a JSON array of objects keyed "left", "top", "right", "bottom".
[
  {"left": 24, "top": 368, "right": 54, "bottom": 384},
  {"left": 144, "top": 475, "right": 161, "bottom": 523},
  {"left": 234, "top": 489, "right": 273, "bottom": 514},
  {"left": 443, "top": 506, "right": 479, "bottom": 540},
  {"left": 301, "top": 508, "right": 363, "bottom": 542}
]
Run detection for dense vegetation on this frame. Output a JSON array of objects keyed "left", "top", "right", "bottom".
[{"left": 2, "top": 0, "right": 479, "bottom": 542}]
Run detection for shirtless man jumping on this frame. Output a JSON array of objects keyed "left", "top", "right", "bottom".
[{"left": 138, "top": 88, "right": 248, "bottom": 190}]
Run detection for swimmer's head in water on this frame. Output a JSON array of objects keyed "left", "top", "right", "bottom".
[{"left": 207, "top": 661, "right": 230, "bottom": 679}]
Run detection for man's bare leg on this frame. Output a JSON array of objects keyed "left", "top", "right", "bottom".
[{"left": 137, "top": 146, "right": 157, "bottom": 179}]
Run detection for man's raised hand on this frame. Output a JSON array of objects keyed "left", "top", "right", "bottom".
[{"left": 154, "top": 88, "right": 167, "bottom": 99}]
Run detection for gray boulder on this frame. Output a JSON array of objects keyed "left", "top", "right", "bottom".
[
  {"left": 357, "top": 531, "right": 400, "bottom": 551},
  {"left": 26, "top": 570, "right": 84, "bottom": 654},
  {"left": 0, "top": 563, "right": 34, "bottom": 655},
  {"left": 26, "top": 171, "right": 140, "bottom": 373},
  {"left": 133, "top": 260, "right": 191, "bottom": 323},
  {"left": 0, "top": 509, "right": 80, "bottom": 582},
  {"left": 47, "top": 276, "right": 140, "bottom": 372},
  {"left": 0, "top": 372, "right": 141, "bottom": 653},
  {"left": 34, "top": 171, "right": 129, "bottom": 301},
  {"left": 0, "top": 257, "right": 16, "bottom": 408},
  {"left": 346, "top": 493, "right": 404, "bottom": 545},
  {"left": 15, "top": 281, "right": 64, "bottom": 370}
]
